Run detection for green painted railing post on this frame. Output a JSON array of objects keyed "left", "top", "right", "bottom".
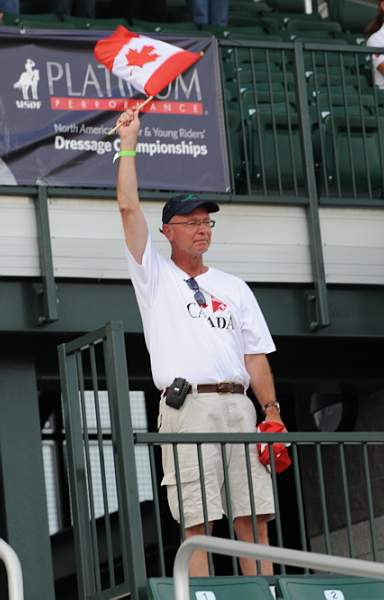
[
  {"left": 34, "top": 185, "right": 59, "bottom": 325},
  {"left": 294, "top": 41, "right": 330, "bottom": 330},
  {"left": 58, "top": 345, "right": 96, "bottom": 598},
  {"left": 58, "top": 322, "right": 147, "bottom": 600},
  {"left": 103, "top": 321, "right": 147, "bottom": 600}
]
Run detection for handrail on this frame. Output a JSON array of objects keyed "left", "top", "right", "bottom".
[
  {"left": 0, "top": 539, "right": 24, "bottom": 600},
  {"left": 173, "top": 535, "right": 384, "bottom": 600}
]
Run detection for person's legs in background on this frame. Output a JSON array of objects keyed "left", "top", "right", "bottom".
[
  {"left": 48, "top": 0, "right": 95, "bottom": 18},
  {"left": 74, "top": 0, "right": 96, "bottom": 18},
  {"left": 210, "top": 0, "right": 229, "bottom": 26},
  {"left": 48, "top": 0, "right": 72, "bottom": 17},
  {"left": 0, "top": 0, "right": 20, "bottom": 13},
  {"left": 187, "top": 0, "right": 209, "bottom": 26}
]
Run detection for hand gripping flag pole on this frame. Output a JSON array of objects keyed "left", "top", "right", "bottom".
[
  {"left": 107, "top": 95, "right": 153, "bottom": 136},
  {"left": 94, "top": 26, "right": 203, "bottom": 135}
]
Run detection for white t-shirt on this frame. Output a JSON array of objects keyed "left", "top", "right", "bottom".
[
  {"left": 126, "top": 235, "right": 276, "bottom": 390},
  {"left": 367, "top": 24, "right": 384, "bottom": 89}
]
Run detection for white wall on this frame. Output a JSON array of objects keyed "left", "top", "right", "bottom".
[{"left": 0, "top": 195, "right": 383, "bottom": 285}]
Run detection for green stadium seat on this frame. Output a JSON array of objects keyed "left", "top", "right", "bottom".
[
  {"left": 311, "top": 92, "right": 375, "bottom": 112},
  {"left": 222, "top": 41, "right": 284, "bottom": 67},
  {"left": 277, "top": 576, "right": 384, "bottom": 600},
  {"left": 2, "top": 12, "right": 60, "bottom": 26},
  {"left": 157, "top": 21, "right": 201, "bottom": 32},
  {"left": 62, "top": 16, "right": 129, "bottom": 29},
  {"left": 307, "top": 74, "right": 358, "bottom": 97},
  {"left": 17, "top": 19, "right": 78, "bottom": 29},
  {"left": 286, "top": 19, "right": 342, "bottom": 33},
  {"left": 225, "top": 26, "right": 271, "bottom": 39},
  {"left": 291, "top": 33, "right": 347, "bottom": 43},
  {"left": 225, "top": 78, "right": 296, "bottom": 106},
  {"left": 286, "top": 30, "right": 340, "bottom": 41},
  {"left": 148, "top": 576, "right": 275, "bottom": 600},
  {"left": 315, "top": 84, "right": 362, "bottom": 99},
  {"left": 304, "top": 47, "right": 355, "bottom": 69},
  {"left": 268, "top": 0, "right": 316, "bottom": 11},
  {"left": 199, "top": 24, "right": 227, "bottom": 37},
  {"left": 229, "top": 0, "right": 271, "bottom": 13},
  {"left": 269, "top": 11, "right": 322, "bottom": 22},
  {"left": 130, "top": 18, "right": 199, "bottom": 33},
  {"left": 225, "top": 80, "right": 250, "bottom": 100},
  {"left": 237, "top": 64, "right": 284, "bottom": 79},
  {"left": 257, "top": 14, "right": 288, "bottom": 30},
  {"left": 228, "top": 15, "right": 273, "bottom": 27},
  {"left": 249, "top": 111, "right": 305, "bottom": 191},
  {"left": 225, "top": 107, "right": 252, "bottom": 193},
  {"left": 242, "top": 89, "right": 297, "bottom": 115},
  {"left": 321, "top": 114, "right": 384, "bottom": 194}
]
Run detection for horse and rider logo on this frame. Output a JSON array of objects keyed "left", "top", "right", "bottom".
[{"left": 13, "top": 58, "right": 41, "bottom": 108}]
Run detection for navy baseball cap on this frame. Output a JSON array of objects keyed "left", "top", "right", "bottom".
[{"left": 162, "top": 193, "right": 219, "bottom": 224}]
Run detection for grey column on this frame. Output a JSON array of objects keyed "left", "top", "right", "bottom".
[{"left": 0, "top": 358, "right": 55, "bottom": 600}]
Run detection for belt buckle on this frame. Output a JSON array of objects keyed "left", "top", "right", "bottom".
[{"left": 217, "top": 382, "right": 233, "bottom": 394}]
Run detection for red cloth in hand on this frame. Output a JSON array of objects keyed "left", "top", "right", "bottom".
[{"left": 257, "top": 420, "right": 291, "bottom": 473}]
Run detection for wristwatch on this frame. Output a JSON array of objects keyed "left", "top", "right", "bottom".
[{"left": 262, "top": 401, "right": 280, "bottom": 414}]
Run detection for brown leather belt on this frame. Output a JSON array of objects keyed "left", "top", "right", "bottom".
[{"left": 165, "top": 382, "right": 245, "bottom": 395}]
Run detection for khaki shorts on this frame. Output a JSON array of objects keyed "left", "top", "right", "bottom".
[{"left": 158, "top": 391, "right": 275, "bottom": 529}]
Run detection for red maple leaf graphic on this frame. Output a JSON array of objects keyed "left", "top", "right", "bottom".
[
  {"left": 211, "top": 298, "right": 227, "bottom": 312},
  {"left": 125, "top": 45, "right": 160, "bottom": 68}
]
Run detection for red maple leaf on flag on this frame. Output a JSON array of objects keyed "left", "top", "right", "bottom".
[{"left": 125, "top": 45, "right": 160, "bottom": 68}]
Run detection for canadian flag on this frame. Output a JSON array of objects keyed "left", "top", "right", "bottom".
[{"left": 94, "top": 25, "right": 202, "bottom": 97}]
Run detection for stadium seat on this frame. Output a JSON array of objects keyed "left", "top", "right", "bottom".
[
  {"left": 199, "top": 24, "right": 227, "bottom": 38},
  {"left": 268, "top": 0, "right": 317, "bottom": 11},
  {"left": 225, "top": 26, "right": 271, "bottom": 39},
  {"left": 242, "top": 90, "right": 297, "bottom": 115},
  {"left": 148, "top": 576, "right": 275, "bottom": 600},
  {"left": 277, "top": 575, "right": 384, "bottom": 599},
  {"left": 306, "top": 72, "right": 371, "bottom": 96},
  {"left": 222, "top": 41, "right": 284, "bottom": 67},
  {"left": 229, "top": 0, "right": 271, "bottom": 12},
  {"left": 249, "top": 111, "right": 305, "bottom": 191},
  {"left": 62, "top": 16, "right": 129, "bottom": 29},
  {"left": 1, "top": 12, "right": 60, "bottom": 26},
  {"left": 17, "top": 19, "right": 77, "bottom": 29},
  {"left": 226, "top": 108, "right": 247, "bottom": 187},
  {"left": 303, "top": 47, "right": 355, "bottom": 69},
  {"left": 310, "top": 92, "right": 375, "bottom": 114},
  {"left": 286, "top": 19, "right": 342, "bottom": 33},
  {"left": 130, "top": 18, "right": 199, "bottom": 33},
  {"left": 320, "top": 114, "right": 384, "bottom": 194},
  {"left": 228, "top": 15, "right": 272, "bottom": 27},
  {"left": 286, "top": 30, "right": 340, "bottom": 41}
]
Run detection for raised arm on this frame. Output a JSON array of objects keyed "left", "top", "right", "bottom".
[{"left": 116, "top": 109, "right": 148, "bottom": 263}]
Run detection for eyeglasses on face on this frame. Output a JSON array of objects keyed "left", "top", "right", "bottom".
[
  {"left": 168, "top": 219, "right": 215, "bottom": 230},
  {"left": 185, "top": 277, "right": 206, "bottom": 306}
]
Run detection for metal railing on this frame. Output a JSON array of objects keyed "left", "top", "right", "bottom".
[
  {"left": 58, "top": 322, "right": 147, "bottom": 600},
  {"left": 135, "top": 431, "right": 384, "bottom": 576},
  {"left": 0, "top": 538, "right": 24, "bottom": 600},
  {"left": 220, "top": 39, "right": 384, "bottom": 205},
  {"left": 173, "top": 535, "right": 384, "bottom": 600},
  {"left": 58, "top": 322, "right": 384, "bottom": 596}
]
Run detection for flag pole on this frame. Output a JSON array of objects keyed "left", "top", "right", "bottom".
[{"left": 108, "top": 96, "right": 154, "bottom": 135}]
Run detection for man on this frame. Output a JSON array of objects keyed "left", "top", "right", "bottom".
[{"left": 116, "top": 108, "right": 286, "bottom": 576}]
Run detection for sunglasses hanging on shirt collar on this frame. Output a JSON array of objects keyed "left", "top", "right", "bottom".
[{"left": 185, "top": 277, "right": 207, "bottom": 307}]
